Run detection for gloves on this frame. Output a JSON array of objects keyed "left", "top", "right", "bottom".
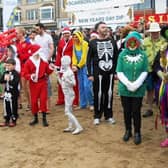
[
  {"left": 117, "top": 72, "right": 148, "bottom": 92},
  {"left": 132, "top": 72, "right": 148, "bottom": 90},
  {"left": 117, "top": 72, "right": 131, "bottom": 87},
  {"left": 117, "top": 72, "right": 136, "bottom": 92}
]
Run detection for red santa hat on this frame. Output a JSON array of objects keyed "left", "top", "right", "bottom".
[
  {"left": 30, "top": 44, "right": 41, "bottom": 56},
  {"left": 62, "top": 27, "right": 71, "bottom": 34},
  {"left": 90, "top": 31, "right": 99, "bottom": 38}
]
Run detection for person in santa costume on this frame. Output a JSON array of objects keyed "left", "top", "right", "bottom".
[
  {"left": 116, "top": 31, "right": 148, "bottom": 145},
  {"left": 24, "top": 44, "right": 53, "bottom": 127},
  {"left": 55, "top": 27, "right": 79, "bottom": 106},
  {"left": 56, "top": 55, "right": 83, "bottom": 135}
]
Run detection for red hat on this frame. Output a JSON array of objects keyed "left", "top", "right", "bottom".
[
  {"left": 90, "top": 31, "right": 99, "bottom": 38},
  {"left": 62, "top": 27, "right": 71, "bottom": 34},
  {"left": 30, "top": 44, "right": 41, "bottom": 56}
]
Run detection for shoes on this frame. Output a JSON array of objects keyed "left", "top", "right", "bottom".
[
  {"left": 72, "top": 127, "right": 83, "bottom": 135},
  {"left": 42, "top": 118, "right": 49, "bottom": 127},
  {"left": 134, "top": 133, "right": 141, "bottom": 145},
  {"left": 9, "top": 122, "right": 16, "bottom": 127},
  {"left": 29, "top": 117, "right": 38, "bottom": 126},
  {"left": 0, "top": 122, "right": 9, "bottom": 127},
  {"left": 123, "top": 130, "right": 132, "bottom": 142},
  {"left": 93, "top": 118, "right": 100, "bottom": 125},
  {"left": 106, "top": 118, "right": 116, "bottom": 124},
  {"left": 63, "top": 127, "right": 75, "bottom": 132},
  {"left": 160, "top": 138, "right": 168, "bottom": 147},
  {"left": 89, "top": 106, "right": 94, "bottom": 111},
  {"left": 143, "top": 110, "right": 153, "bottom": 118}
]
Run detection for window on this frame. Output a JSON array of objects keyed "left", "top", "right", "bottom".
[
  {"left": 26, "top": 9, "right": 38, "bottom": 20},
  {"left": 27, "top": 0, "right": 37, "bottom": 4},
  {"left": 134, "top": 0, "right": 154, "bottom": 10},
  {"left": 40, "top": 6, "right": 53, "bottom": 21}
]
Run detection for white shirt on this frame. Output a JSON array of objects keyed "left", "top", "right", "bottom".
[{"left": 35, "top": 32, "right": 53, "bottom": 61}]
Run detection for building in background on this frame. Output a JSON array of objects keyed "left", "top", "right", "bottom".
[
  {"left": 0, "top": 0, "right": 3, "bottom": 30},
  {"left": 1, "top": 0, "right": 168, "bottom": 31}
]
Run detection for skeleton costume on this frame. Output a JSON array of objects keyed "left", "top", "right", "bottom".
[
  {"left": 116, "top": 31, "right": 148, "bottom": 145},
  {"left": 87, "top": 35, "right": 118, "bottom": 123},
  {"left": 0, "top": 59, "right": 20, "bottom": 126},
  {"left": 57, "top": 56, "right": 83, "bottom": 135}
]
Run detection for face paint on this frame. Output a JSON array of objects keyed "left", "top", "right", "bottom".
[{"left": 126, "top": 37, "right": 140, "bottom": 51}]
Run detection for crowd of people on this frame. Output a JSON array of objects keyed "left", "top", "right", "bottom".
[{"left": 0, "top": 21, "right": 168, "bottom": 146}]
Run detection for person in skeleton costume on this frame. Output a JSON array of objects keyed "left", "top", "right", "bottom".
[
  {"left": 116, "top": 31, "right": 148, "bottom": 145},
  {"left": 153, "top": 26, "right": 168, "bottom": 147},
  {"left": 24, "top": 44, "right": 53, "bottom": 127},
  {"left": 0, "top": 58, "right": 20, "bottom": 127},
  {"left": 72, "top": 30, "right": 94, "bottom": 110},
  {"left": 56, "top": 55, "right": 83, "bottom": 135},
  {"left": 87, "top": 22, "right": 118, "bottom": 125}
]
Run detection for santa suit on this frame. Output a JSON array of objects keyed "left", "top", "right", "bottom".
[
  {"left": 16, "top": 40, "right": 32, "bottom": 77},
  {"left": 24, "top": 57, "right": 53, "bottom": 114},
  {"left": 55, "top": 37, "right": 79, "bottom": 105}
]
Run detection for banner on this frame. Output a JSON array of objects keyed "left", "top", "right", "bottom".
[
  {"left": 72, "top": 6, "right": 133, "bottom": 27},
  {"left": 3, "top": 0, "right": 18, "bottom": 31},
  {"left": 134, "top": 13, "right": 168, "bottom": 24},
  {"left": 65, "top": 0, "right": 143, "bottom": 12},
  {"left": 155, "top": 0, "right": 166, "bottom": 14}
]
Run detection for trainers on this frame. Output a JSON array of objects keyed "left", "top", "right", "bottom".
[
  {"left": 63, "top": 127, "right": 74, "bottom": 132},
  {"left": 143, "top": 110, "right": 153, "bottom": 118},
  {"left": 9, "top": 122, "right": 16, "bottom": 127},
  {"left": 93, "top": 118, "right": 100, "bottom": 125},
  {"left": 106, "top": 118, "right": 116, "bottom": 124},
  {"left": 72, "top": 127, "right": 83, "bottom": 135},
  {"left": 160, "top": 138, "right": 168, "bottom": 147},
  {"left": 0, "top": 122, "right": 9, "bottom": 127},
  {"left": 89, "top": 106, "right": 94, "bottom": 111}
]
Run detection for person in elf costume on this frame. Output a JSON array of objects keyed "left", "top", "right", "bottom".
[
  {"left": 72, "top": 30, "right": 94, "bottom": 110},
  {"left": 153, "top": 26, "right": 168, "bottom": 147},
  {"left": 116, "top": 31, "right": 148, "bottom": 145},
  {"left": 24, "top": 44, "right": 53, "bottom": 127}
]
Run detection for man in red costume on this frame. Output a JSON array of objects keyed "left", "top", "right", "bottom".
[{"left": 55, "top": 27, "right": 79, "bottom": 106}]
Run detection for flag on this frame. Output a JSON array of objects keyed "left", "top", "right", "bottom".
[{"left": 7, "top": 7, "right": 18, "bottom": 29}]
